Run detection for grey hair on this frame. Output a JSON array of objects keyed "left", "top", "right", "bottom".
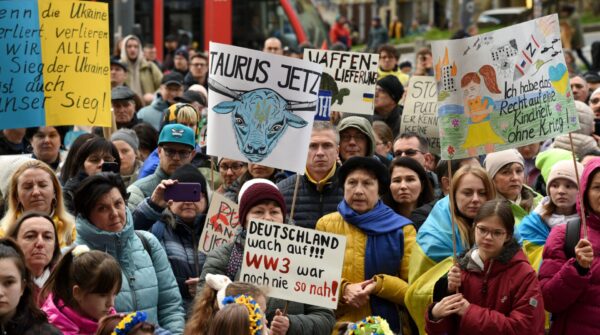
[{"left": 312, "top": 121, "right": 339, "bottom": 144}]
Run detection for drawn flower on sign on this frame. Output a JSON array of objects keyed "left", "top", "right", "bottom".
[
  {"left": 555, "top": 103, "right": 562, "bottom": 112},
  {"left": 570, "top": 116, "right": 577, "bottom": 124},
  {"left": 451, "top": 118, "right": 460, "bottom": 128},
  {"left": 567, "top": 91, "right": 571, "bottom": 99},
  {"left": 447, "top": 145, "right": 456, "bottom": 158}
]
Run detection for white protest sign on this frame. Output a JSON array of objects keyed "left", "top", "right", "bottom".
[
  {"left": 400, "top": 76, "right": 440, "bottom": 155},
  {"left": 304, "top": 49, "right": 378, "bottom": 119},
  {"left": 240, "top": 219, "right": 346, "bottom": 309},
  {"left": 207, "top": 42, "right": 323, "bottom": 173},
  {"left": 432, "top": 14, "right": 578, "bottom": 160},
  {"left": 198, "top": 193, "right": 241, "bottom": 254}
]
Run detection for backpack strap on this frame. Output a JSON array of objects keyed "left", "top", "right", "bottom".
[
  {"left": 150, "top": 222, "right": 166, "bottom": 242},
  {"left": 564, "top": 218, "right": 581, "bottom": 259},
  {"left": 135, "top": 230, "right": 152, "bottom": 256}
]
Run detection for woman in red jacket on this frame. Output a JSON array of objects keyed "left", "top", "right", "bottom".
[
  {"left": 538, "top": 157, "right": 600, "bottom": 334},
  {"left": 425, "top": 199, "right": 545, "bottom": 335}
]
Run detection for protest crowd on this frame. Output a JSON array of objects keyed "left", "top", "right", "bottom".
[{"left": 3, "top": 3, "right": 600, "bottom": 335}]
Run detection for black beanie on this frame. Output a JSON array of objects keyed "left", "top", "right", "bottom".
[
  {"left": 377, "top": 75, "right": 404, "bottom": 104},
  {"left": 170, "top": 164, "right": 206, "bottom": 196}
]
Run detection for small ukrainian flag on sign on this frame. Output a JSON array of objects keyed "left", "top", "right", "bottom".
[{"left": 362, "top": 93, "right": 374, "bottom": 102}]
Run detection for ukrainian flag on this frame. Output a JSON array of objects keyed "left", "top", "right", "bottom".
[{"left": 362, "top": 93, "right": 374, "bottom": 102}]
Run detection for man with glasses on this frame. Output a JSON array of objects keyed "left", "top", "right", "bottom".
[
  {"left": 127, "top": 124, "right": 196, "bottom": 211},
  {"left": 337, "top": 116, "right": 391, "bottom": 166},
  {"left": 216, "top": 158, "right": 247, "bottom": 194},
  {"left": 393, "top": 132, "right": 441, "bottom": 196},
  {"left": 277, "top": 121, "right": 344, "bottom": 229},
  {"left": 185, "top": 53, "right": 209, "bottom": 90}
]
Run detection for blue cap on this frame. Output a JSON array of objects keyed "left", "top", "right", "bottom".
[{"left": 158, "top": 124, "right": 195, "bottom": 148}]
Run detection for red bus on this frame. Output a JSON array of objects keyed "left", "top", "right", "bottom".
[{"left": 123, "top": 0, "right": 329, "bottom": 59}]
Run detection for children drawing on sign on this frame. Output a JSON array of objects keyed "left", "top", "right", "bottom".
[{"left": 461, "top": 65, "right": 505, "bottom": 156}]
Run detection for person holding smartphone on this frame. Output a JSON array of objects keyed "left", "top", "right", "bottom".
[
  {"left": 62, "top": 137, "right": 120, "bottom": 214},
  {"left": 133, "top": 164, "right": 208, "bottom": 313}
]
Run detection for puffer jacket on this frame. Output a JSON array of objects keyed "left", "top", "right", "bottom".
[
  {"left": 150, "top": 212, "right": 206, "bottom": 312},
  {"left": 425, "top": 239, "right": 545, "bottom": 335},
  {"left": 75, "top": 209, "right": 185, "bottom": 334},
  {"left": 127, "top": 166, "right": 169, "bottom": 212},
  {"left": 276, "top": 168, "right": 344, "bottom": 229},
  {"left": 42, "top": 293, "right": 113, "bottom": 335},
  {"left": 136, "top": 95, "right": 170, "bottom": 131},
  {"left": 539, "top": 157, "right": 600, "bottom": 335},
  {"left": 315, "top": 211, "right": 415, "bottom": 332},
  {"left": 198, "top": 234, "right": 336, "bottom": 335}
]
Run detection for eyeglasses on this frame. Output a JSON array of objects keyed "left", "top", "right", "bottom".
[
  {"left": 191, "top": 63, "right": 207, "bottom": 67},
  {"left": 394, "top": 149, "right": 423, "bottom": 157},
  {"left": 86, "top": 155, "right": 116, "bottom": 164},
  {"left": 475, "top": 225, "right": 507, "bottom": 239},
  {"left": 162, "top": 147, "right": 193, "bottom": 159},
  {"left": 340, "top": 133, "right": 367, "bottom": 142},
  {"left": 219, "top": 162, "right": 246, "bottom": 172}
]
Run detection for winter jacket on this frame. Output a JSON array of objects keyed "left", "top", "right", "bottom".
[
  {"left": 121, "top": 160, "right": 142, "bottom": 188},
  {"left": 75, "top": 209, "right": 185, "bottom": 334},
  {"left": 136, "top": 95, "right": 170, "bottom": 131},
  {"left": 0, "top": 133, "right": 30, "bottom": 155},
  {"left": 409, "top": 198, "right": 439, "bottom": 231},
  {"left": 127, "top": 166, "right": 169, "bottom": 212},
  {"left": 42, "top": 294, "right": 113, "bottom": 335},
  {"left": 150, "top": 212, "right": 207, "bottom": 312},
  {"left": 276, "top": 167, "right": 344, "bottom": 229},
  {"left": 198, "top": 235, "right": 336, "bottom": 335},
  {"left": 120, "top": 35, "right": 163, "bottom": 98},
  {"left": 329, "top": 22, "right": 351, "bottom": 48},
  {"left": 425, "top": 240, "right": 545, "bottom": 335},
  {"left": 539, "top": 157, "right": 600, "bottom": 335},
  {"left": 315, "top": 211, "right": 415, "bottom": 333}
]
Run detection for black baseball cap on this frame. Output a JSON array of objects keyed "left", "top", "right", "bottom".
[{"left": 161, "top": 72, "right": 184, "bottom": 86}]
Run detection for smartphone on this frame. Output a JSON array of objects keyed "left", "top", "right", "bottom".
[
  {"left": 164, "top": 183, "right": 202, "bottom": 202},
  {"left": 101, "top": 162, "right": 120, "bottom": 173},
  {"left": 595, "top": 119, "right": 600, "bottom": 135}
]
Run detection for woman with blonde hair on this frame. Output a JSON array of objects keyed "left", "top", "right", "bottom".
[
  {"left": 0, "top": 160, "right": 75, "bottom": 247},
  {"left": 405, "top": 164, "right": 496, "bottom": 333}
]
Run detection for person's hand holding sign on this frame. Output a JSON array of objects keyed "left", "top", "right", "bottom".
[
  {"left": 575, "top": 239, "right": 594, "bottom": 269},
  {"left": 270, "top": 309, "right": 290, "bottom": 335},
  {"left": 447, "top": 265, "right": 462, "bottom": 292}
]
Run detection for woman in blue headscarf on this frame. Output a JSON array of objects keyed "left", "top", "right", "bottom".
[{"left": 316, "top": 156, "right": 415, "bottom": 334}]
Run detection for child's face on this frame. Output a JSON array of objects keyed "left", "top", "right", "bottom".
[
  {"left": 74, "top": 286, "right": 118, "bottom": 321},
  {"left": 463, "top": 81, "right": 480, "bottom": 100}
]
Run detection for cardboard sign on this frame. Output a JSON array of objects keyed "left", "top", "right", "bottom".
[
  {"left": 431, "top": 14, "right": 578, "bottom": 160},
  {"left": 207, "top": 42, "right": 323, "bottom": 173},
  {"left": 304, "top": 49, "right": 378, "bottom": 119},
  {"left": 0, "top": 0, "right": 111, "bottom": 129},
  {"left": 240, "top": 219, "right": 346, "bottom": 309},
  {"left": 198, "top": 193, "right": 241, "bottom": 254},
  {"left": 400, "top": 76, "right": 440, "bottom": 155}
]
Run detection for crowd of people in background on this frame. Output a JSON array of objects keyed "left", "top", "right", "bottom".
[{"left": 1, "top": 4, "right": 600, "bottom": 334}]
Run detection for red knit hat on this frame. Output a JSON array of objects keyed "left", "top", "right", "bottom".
[{"left": 238, "top": 179, "right": 287, "bottom": 227}]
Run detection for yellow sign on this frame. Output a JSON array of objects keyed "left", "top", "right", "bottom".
[{"left": 38, "top": 0, "right": 111, "bottom": 126}]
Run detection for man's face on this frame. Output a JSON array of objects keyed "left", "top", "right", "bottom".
[
  {"left": 112, "top": 100, "right": 136, "bottom": 124},
  {"left": 158, "top": 143, "right": 195, "bottom": 175},
  {"left": 165, "top": 40, "right": 178, "bottom": 51},
  {"left": 125, "top": 39, "right": 140, "bottom": 61},
  {"left": 570, "top": 76, "right": 589, "bottom": 102},
  {"left": 143, "top": 46, "right": 157, "bottom": 61},
  {"left": 374, "top": 86, "right": 395, "bottom": 112},
  {"left": 393, "top": 136, "right": 428, "bottom": 168},
  {"left": 263, "top": 39, "right": 283, "bottom": 55},
  {"left": 190, "top": 57, "right": 208, "bottom": 78},
  {"left": 174, "top": 54, "right": 188, "bottom": 72},
  {"left": 379, "top": 51, "right": 397, "bottom": 71},
  {"left": 110, "top": 65, "right": 127, "bottom": 86},
  {"left": 160, "top": 84, "right": 184, "bottom": 103},
  {"left": 339, "top": 128, "right": 368, "bottom": 161},
  {"left": 306, "top": 129, "right": 339, "bottom": 178}
]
